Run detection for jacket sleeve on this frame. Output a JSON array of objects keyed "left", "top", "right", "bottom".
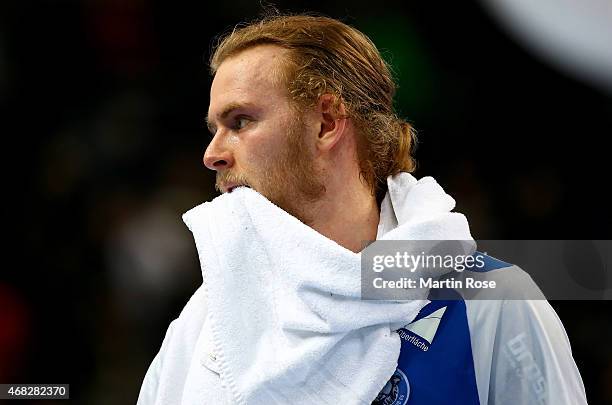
[{"left": 486, "top": 300, "right": 588, "bottom": 405}]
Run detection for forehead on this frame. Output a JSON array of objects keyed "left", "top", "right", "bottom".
[{"left": 209, "top": 45, "right": 290, "bottom": 118}]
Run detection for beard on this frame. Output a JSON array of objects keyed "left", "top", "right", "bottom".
[{"left": 215, "top": 114, "right": 326, "bottom": 225}]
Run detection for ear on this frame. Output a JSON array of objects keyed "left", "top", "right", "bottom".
[{"left": 315, "top": 94, "right": 348, "bottom": 153}]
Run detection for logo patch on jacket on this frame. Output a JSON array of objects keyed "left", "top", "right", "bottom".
[
  {"left": 372, "top": 368, "right": 410, "bottom": 405},
  {"left": 398, "top": 306, "right": 447, "bottom": 351}
]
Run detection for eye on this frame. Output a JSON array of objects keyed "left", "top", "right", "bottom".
[{"left": 233, "top": 116, "right": 251, "bottom": 131}]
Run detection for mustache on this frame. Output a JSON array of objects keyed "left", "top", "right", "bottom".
[{"left": 215, "top": 171, "right": 252, "bottom": 193}]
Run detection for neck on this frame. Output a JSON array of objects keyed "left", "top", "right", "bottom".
[{"left": 307, "top": 176, "right": 380, "bottom": 253}]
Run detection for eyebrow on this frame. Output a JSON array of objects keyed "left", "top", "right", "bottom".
[{"left": 205, "top": 102, "right": 252, "bottom": 134}]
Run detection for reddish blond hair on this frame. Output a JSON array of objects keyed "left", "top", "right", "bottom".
[{"left": 210, "top": 13, "right": 417, "bottom": 199}]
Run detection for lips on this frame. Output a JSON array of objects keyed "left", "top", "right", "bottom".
[{"left": 226, "top": 184, "right": 250, "bottom": 193}]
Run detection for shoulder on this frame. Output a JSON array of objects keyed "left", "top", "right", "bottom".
[
  {"left": 145, "top": 284, "right": 208, "bottom": 373},
  {"left": 137, "top": 284, "right": 209, "bottom": 404},
  {"left": 450, "top": 251, "right": 546, "bottom": 300},
  {"left": 167, "top": 284, "right": 209, "bottom": 348}
]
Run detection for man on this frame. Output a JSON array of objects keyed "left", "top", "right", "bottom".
[{"left": 137, "top": 14, "right": 587, "bottom": 405}]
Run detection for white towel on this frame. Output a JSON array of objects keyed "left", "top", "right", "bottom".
[{"left": 182, "top": 172, "right": 474, "bottom": 405}]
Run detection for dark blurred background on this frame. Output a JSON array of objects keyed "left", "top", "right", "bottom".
[{"left": 1, "top": 0, "right": 611, "bottom": 404}]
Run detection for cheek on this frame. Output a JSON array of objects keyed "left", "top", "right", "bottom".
[
  {"left": 244, "top": 127, "right": 286, "bottom": 165},
  {"left": 233, "top": 137, "right": 271, "bottom": 176}
]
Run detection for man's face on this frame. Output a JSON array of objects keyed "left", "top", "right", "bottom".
[{"left": 205, "top": 45, "right": 325, "bottom": 224}]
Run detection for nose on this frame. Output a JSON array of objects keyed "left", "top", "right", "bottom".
[{"left": 203, "top": 133, "right": 234, "bottom": 171}]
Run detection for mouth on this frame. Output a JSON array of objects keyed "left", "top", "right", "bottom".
[{"left": 224, "top": 183, "right": 250, "bottom": 193}]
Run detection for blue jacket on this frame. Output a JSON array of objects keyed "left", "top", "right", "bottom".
[{"left": 373, "top": 252, "right": 587, "bottom": 405}]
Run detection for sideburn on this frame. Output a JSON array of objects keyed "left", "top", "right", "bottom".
[{"left": 264, "top": 114, "right": 326, "bottom": 225}]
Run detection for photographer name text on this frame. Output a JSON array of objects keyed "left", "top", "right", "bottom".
[{"left": 372, "top": 277, "right": 496, "bottom": 289}]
